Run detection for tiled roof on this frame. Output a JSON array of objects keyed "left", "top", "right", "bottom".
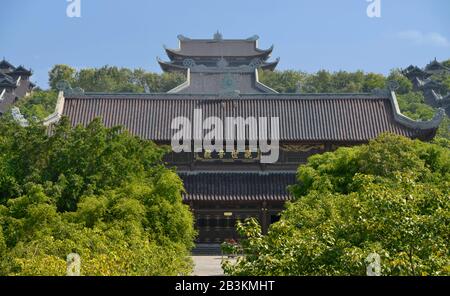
[
  {"left": 166, "top": 40, "right": 272, "bottom": 58},
  {"left": 10, "top": 65, "right": 32, "bottom": 76},
  {"left": 61, "top": 93, "right": 440, "bottom": 142},
  {"left": 0, "top": 73, "right": 16, "bottom": 87},
  {"left": 0, "top": 59, "right": 15, "bottom": 70},
  {"left": 180, "top": 172, "right": 296, "bottom": 201}
]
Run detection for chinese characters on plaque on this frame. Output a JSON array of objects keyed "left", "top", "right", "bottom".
[{"left": 194, "top": 149, "right": 260, "bottom": 161}]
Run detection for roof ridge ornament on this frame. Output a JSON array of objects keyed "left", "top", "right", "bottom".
[
  {"left": 213, "top": 31, "right": 223, "bottom": 41},
  {"left": 371, "top": 88, "right": 389, "bottom": 96},
  {"left": 56, "top": 80, "right": 84, "bottom": 96},
  {"left": 246, "top": 35, "right": 259, "bottom": 41},
  {"left": 177, "top": 34, "right": 191, "bottom": 41},
  {"left": 387, "top": 80, "right": 399, "bottom": 92},
  {"left": 371, "top": 80, "right": 400, "bottom": 96}
]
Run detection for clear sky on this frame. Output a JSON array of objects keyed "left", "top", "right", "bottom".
[{"left": 1, "top": 0, "right": 449, "bottom": 89}]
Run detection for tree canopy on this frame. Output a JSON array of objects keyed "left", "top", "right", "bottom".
[
  {"left": 0, "top": 117, "right": 195, "bottom": 275},
  {"left": 223, "top": 134, "right": 450, "bottom": 276},
  {"left": 49, "top": 64, "right": 186, "bottom": 94}
]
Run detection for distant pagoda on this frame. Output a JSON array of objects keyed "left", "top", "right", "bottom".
[
  {"left": 402, "top": 58, "right": 450, "bottom": 115},
  {"left": 157, "top": 32, "right": 279, "bottom": 94},
  {"left": 0, "top": 59, "right": 35, "bottom": 115}
]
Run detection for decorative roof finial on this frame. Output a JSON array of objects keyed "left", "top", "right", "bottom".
[{"left": 213, "top": 31, "right": 223, "bottom": 41}]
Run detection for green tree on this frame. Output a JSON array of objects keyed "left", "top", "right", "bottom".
[
  {"left": 15, "top": 90, "right": 58, "bottom": 120},
  {"left": 363, "top": 73, "right": 386, "bottom": 92},
  {"left": 387, "top": 70, "right": 413, "bottom": 95},
  {"left": 258, "top": 70, "right": 306, "bottom": 93},
  {"left": 442, "top": 59, "right": 450, "bottom": 69},
  {"left": 0, "top": 117, "right": 195, "bottom": 275},
  {"left": 396, "top": 92, "right": 435, "bottom": 121},
  {"left": 223, "top": 134, "right": 450, "bottom": 276},
  {"left": 48, "top": 65, "right": 76, "bottom": 90}
]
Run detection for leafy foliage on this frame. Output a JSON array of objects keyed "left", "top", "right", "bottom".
[
  {"left": 48, "top": 65, "right": 185, "bottom": 94},
  {"left": 0, "top": 118, "right": 195, "bottom": 275},
  {"left": 259, "top": 69, "right": 386, "bottom": 93},
  {"left": 223, "top": 134, "right": 450, "bottom": 275},
  {"left": 17, "top": 65, "right": 186, "bottom": 119},
  {"left": 396, "top": 92, "right": 435, "bottom": 121},
  {"left": 14, "top": 90, "right": 59, "bottom": 120},
  {"left": 443, "top": 59, "right": 450, "bottom": 69}
]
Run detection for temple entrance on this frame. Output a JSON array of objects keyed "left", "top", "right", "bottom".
[{"left": 191, "top": 201, "right": 284, "bottom": 243}]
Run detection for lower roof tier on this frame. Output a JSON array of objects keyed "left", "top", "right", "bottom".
[{"left": 180, "top": 172, "right": 296, "bottom": 202}]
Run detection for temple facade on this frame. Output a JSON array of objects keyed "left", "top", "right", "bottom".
[
  {"left": 0, "top": 59, "right": 35, "bottom": 115},
  {"left": 46, "top": 33, "right": 444, "bottom": 244}
]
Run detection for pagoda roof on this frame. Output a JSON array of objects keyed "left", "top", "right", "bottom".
[
  {"left": 164, "top": 33, "right": 274, "bottom": 58},
  {"left": 55, "top": 91, "right": 443, "bottom": 143},
  {"left": 0, "top": 59, "right": 15, "bottom": 70},
  {"left": 402, "top": 65, "right": 431, "bottom": 79},
  {"left": 180, "top": 172, "right": 296, "bottom": 202},
  {"left": 261, "top": 58, "right": 279, "bottom": 71},
  {"left": 157, "top": 57, "right": 280, "bottom": 73},
  {"left": 420, "top": 79, "right": 444, "bottom": 90},
  {"left": 157, "top": 57, "right": 187, "bottom": 73},
  {"left": 11, "top": 65, "right": 32, "bottom": 76},
  {"left": 425, "top": 58, "right": 450, "bottom": 72},
  {"left": 0, "top": 73, "right": 16, "bottom": 87}
]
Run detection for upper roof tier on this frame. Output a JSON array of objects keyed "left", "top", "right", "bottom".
[
  {"left": 158, "top": 33, "right": 280, "bottom": 74},
  {"left": 0, "top": 59, "right": 32, "bottom": 76},
  {"left": 425, "top": 58, "right": 450, "bottom": 73},
  {"left": 164, "top": 32, "right": 274, "bottom": 59},
  {"left": 0, "top": 59, "right": 15, "bottom": 70},
  {"left": 11, "top": 65, "right": 32, "bottom": 76}
]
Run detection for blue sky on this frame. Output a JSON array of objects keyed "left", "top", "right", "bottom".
[{"left": 1, "top": 0, "right": 449, "bottom": 89}]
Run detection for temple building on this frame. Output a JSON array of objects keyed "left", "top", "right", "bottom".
[
  {"left": 45, "top": 33, "right": 444, "bottom": 245},
  {"left": 0, "top": 59, "right": 35, "bottom": 115},
  {"left": 157, "top": 32, "right": 278, "bottom": 94},
  {"left": 402, "top": 59, "right": 450, "bottom": 115}
]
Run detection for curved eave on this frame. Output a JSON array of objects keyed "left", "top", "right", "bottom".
[
  {"left": 0, "top": 60, "right": 15, "bottom": 70},
  {"left": 164, "top": 47, "right": 181, "bottom": 60},
  {"left": 260, "top": 58, "right": 280, "bottom": 71},
  {"left": 402, "top": 68, "right": 432, "bottom": 79},
  {"left": 255, "top": 45, "right": 274, "bottom": 55},
  {"left": 390, "top": 91, "right": 444, "bottom": 131},
  {"left": 164, "top": 45, "right": 274, "bottom": 60},
  {"left": 157, "top": 58, "right": 187, "bottom": 73},
  {"left": 419, "top": 81, "right": 444, "bottom": 90},
  {"left": 0, "top": 79, "right": 16, "bottom": 87},
  {"left": 11, "top": 70, "right": 32, "bottom": 76}
]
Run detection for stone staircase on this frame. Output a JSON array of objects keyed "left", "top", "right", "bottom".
[{"left": 192, "top": 243, "right": 222, "bottom": 255}]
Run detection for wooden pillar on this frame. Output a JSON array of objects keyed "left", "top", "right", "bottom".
[{"left": 261, "top": 201, "right": 268, "bottom": 234}]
